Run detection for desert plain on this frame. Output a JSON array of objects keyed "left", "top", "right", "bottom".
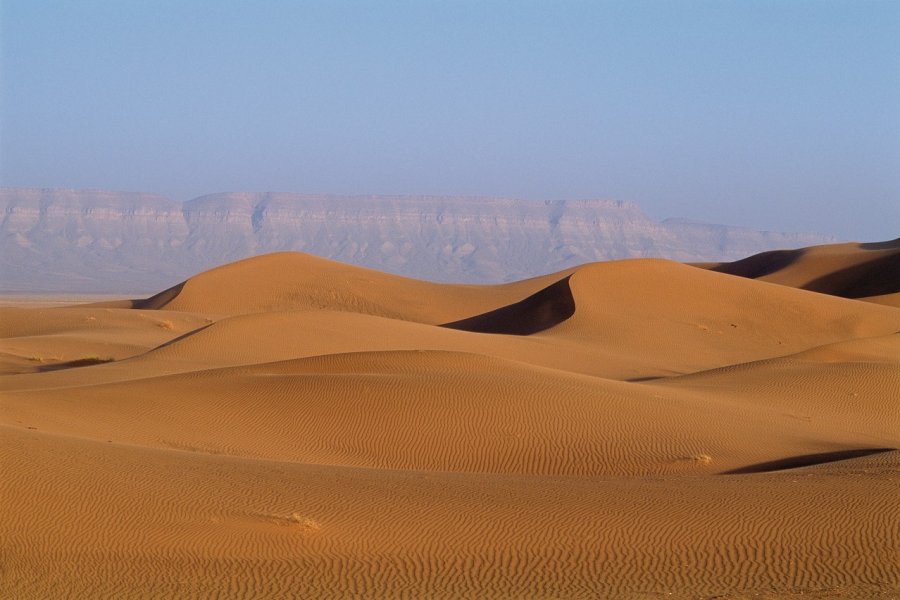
[{"left": 1, "top": 239, "right": 899, "bottom": 598}]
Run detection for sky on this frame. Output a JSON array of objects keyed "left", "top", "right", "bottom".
[{"left": 1, "top": 0, "right": 898, "bottom": 241}]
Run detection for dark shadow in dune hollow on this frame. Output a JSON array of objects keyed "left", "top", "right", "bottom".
[
  {"left": 441, "top": 276, "right": 575, "bottom": 336},
  {"left": 710, "top": 249, "right": 807, "bottom": 279},
  {"left": 36, "top": 356, "right": 116, "bottom": 372},
  {"left": 802, "top": 252, "right": 900, "bottom": 298},
  {"left": 131, "top": 281, "right": 186, "bottom": 310},
  {"left": 723, "top": 448, "right": 895, "bottom": 474},
  {"left": 860, "top": 238, "right": 900, "bottom": 251}
]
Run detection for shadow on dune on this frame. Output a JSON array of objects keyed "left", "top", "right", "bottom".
[
  {"left": 860, "top": 238, "right": 900, "bottom": 251},
  {"left": 802, "top": 252, "right": 900, "bottom": 298},
  {"left": 131, "top": 281, "right": 186, "bottom": 310},
  {"left": 723, "top": 448, "right": 895, "bottom": 474},
  {"left": 709, "top": 249, "right": 807, "bottom": 279},
  {"left": 145, "top": 322, "right": 215, "bottom": 353},
  {"left": 710, "top": 241, "right": 900, "bottom": 300},
  {"left": 441, "top": 276, "right": 576, "bottom": 335},
  {"left": 627, "top": 376, "right": 667, "bottom": 383},
  {"left": 36, "top": 356, "right": 115, "bottom": 372}
]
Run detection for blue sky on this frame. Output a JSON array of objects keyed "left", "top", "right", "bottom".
[{"left": 1, "top": 0, "right": 898, "bottom": 241}]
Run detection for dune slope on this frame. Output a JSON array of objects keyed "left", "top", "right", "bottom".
[
  {"left": 705, "top": 238, "right": 900, "bottom": 305},
  {"left": 2, "top": 247, "right": 899, "bottom": 599}
]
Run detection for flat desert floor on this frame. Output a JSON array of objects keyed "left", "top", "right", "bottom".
[{"left": 2, "top": 240, "right": 899, "bottom": 598}]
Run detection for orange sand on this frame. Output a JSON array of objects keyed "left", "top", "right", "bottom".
[{"left": 2, "top": 243, "right": 899, "bottom": 598}]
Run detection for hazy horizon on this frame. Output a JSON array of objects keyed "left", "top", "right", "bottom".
[
  {"left": 2, "top": 1, "right": 898, "bottom": 242},
  {"left": 0, "top": 184, "right": 873, "bottom": 240}
]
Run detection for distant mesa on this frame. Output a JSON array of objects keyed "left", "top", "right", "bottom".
[{"left": 0, "top": 187, "right": 838, "bottom": 293}]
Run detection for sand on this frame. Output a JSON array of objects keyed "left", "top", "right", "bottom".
[
  {"left": 705, "top": 238, "right": 900, "bottom": 306},
  {"left": 2, "top": 242, "right": 899, "bottom": 598}
]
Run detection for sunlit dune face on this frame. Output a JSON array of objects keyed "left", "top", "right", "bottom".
[{"left": 2, "top": 243, "right": 899, "bottom": 598}]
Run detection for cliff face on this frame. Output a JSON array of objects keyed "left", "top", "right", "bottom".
[{"left": 0, "top": 188, "right": 836, "bottom": 292}]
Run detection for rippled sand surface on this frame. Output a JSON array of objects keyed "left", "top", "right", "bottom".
[{"left": 3, "top": 241, "right": 899, "bottom": 598}]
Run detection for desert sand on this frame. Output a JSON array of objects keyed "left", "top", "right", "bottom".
[{"left": 2, "top": 240, "right": 899, "bottom": 598}]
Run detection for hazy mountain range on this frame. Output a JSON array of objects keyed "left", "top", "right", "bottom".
[{"left": 1, "top": 187, "right": 838, "bottom": 293}]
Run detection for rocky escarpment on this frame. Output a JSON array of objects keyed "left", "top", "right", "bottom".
[{"left": 1, "top": 187, "right": 836, "bottom": 292}]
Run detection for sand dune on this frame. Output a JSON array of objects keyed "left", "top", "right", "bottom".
[
  {"left": 2, "top": 243, "right": 899, "bottom": 598},
  {"left": 138, "top": 251, "right": 570, "bottom": 322},
  {"left": 705, "top": 238, "right": 900, "bottom": 305}
]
